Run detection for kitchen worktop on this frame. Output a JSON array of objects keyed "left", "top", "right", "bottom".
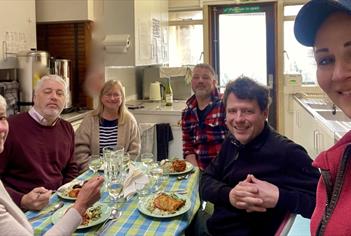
[
  {"left": 126, "top": 100, "right": 186, "bottom": 115},
  {"left": 294, "top": 95, "right": 351, "bottom": 140},
  {"left": 60, "top": 109, "right": 92, "bottom": 123}
]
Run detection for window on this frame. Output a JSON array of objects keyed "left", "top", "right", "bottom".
[
  {"left": 283, "top": 5, "right": 316, "bottom": 84},
  {"left": 168, "top": 10, "right": 203, "bottom": 67}
]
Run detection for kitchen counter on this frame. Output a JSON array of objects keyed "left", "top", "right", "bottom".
[
  {"left": 127, "top": 100, "right": 186, "bottom": 159},
  {"left": 126, "top": 100, "right": 186, "bottom": 116},
  {"left": 294, "top": 95, "right": 351, "bottom": 140},
  {"left": 60, "top": 109, "right": 92, "bottom": 123}
]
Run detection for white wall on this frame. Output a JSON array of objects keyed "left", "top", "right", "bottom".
[
  {"left": 0, "top": 0, "right": 36, "bottom": 68},
  {"left": 105, "top": 66, "right": 137, "bottom": 102}
]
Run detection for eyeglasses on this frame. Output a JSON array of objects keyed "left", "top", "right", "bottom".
[{"left": 104, "top": 93, "right": 121, "bottom": 99}]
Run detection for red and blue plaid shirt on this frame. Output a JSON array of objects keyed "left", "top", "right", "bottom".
[{"left": 181, "top": 89, "right": 227, "bottom": 170}]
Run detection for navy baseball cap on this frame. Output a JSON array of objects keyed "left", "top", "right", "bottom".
[{"left": 294, "top": 0, "right": 351, "bottom": 46}]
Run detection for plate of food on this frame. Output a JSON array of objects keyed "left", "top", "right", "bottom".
[
  {"left": 160, "top": 160, "right": 194, "bottom": 175},
  {"left": 51, "top": 202, "right": 111, "bottom": 229},
  {"left": 56, "top": 180, "right": 86, "bottom": 200},
  {"left": 137, "top": 192, "right": 191, "bottom": 218}
]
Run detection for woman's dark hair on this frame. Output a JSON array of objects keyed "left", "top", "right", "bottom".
[{"left": 223, "top": 76, "right": 271, "bottom": 111}]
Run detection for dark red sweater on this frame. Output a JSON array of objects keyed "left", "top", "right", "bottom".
[{"left": 0, "top": 112, "right": 78, "bottom": 206}]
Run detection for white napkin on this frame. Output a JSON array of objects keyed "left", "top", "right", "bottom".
[{"left": 123, "top": 164, "right": 149, "bottom": 198}]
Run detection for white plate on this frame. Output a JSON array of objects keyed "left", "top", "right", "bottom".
[
  {"left": 56, "top": 180, "right": 84, "bottom": 200},
  {"left": 137, "top": 192, "right": 191, "bottom": 218},
  {"left": 51, "top": 202, "right": 111, "bottom": 229},
  {"left": 163, "top": 161, "right": 194, "bottom": 176}
]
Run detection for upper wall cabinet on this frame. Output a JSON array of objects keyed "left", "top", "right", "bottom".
[
  {"left": 103, "top": 0, "right": 168, "bottom": 67},
  {"left": 169, "top": 0, "right": 202, "bottom": 10},
  {"left": 35, "top": 0, "right": 102, "bottom": 22},
  {"left": 0, "top": 0, "right": 36, "bottom": 68}
]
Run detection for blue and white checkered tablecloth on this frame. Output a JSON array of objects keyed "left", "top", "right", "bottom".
[{"left": 26, "top": 166, "right": 200, "bottom": 236}]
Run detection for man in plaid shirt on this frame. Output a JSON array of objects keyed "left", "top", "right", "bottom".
[{"left": 181, "top": 63, "right": 227, "bottom": 170}]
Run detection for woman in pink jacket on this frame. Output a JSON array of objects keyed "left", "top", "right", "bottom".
[{"left": 294, "top": 0, "right": 351, "bottom": 235}]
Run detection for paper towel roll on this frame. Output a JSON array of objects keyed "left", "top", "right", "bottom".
[{"left": 103, "top": 34, "right": 130, "bottom": 53}]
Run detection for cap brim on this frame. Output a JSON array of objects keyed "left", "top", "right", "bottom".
[{"left": 294, "top": 0, "right": 351, "bottom": 46}]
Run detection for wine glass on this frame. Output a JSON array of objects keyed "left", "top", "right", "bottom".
[
  {"left": 89, "top": 154, "right": 103, "bottom": 174},
  {"left": 140, "top": 152, "right": 154, "bottom": 172},
  {"left": 107, "top": 178, "right": 123, "bottom": 210},
  {"left": 149, "top": 163, "right": 164, "bottom": 192}
]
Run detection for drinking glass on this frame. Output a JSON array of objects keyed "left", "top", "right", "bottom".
[
  {"left": 140, "top": 152, "right": 154, "bottom": 172},
  {"left": 107, "top": 178, "right": 123, "bottom": 209},
  {"left": 103, "top": 146, "right": 124, "bottom": 184},
  {"left": 89, "top": 154, "right": 103, "bottom": 174},
  {"left": 149, "top": 163, "right": 164, "bottom": 192},
  {"left": 120, "top": 153, "right": 130, "bottom": 179}
]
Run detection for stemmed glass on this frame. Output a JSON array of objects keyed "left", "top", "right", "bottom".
[
  {"left": 140, "top": 152, "right": 154, "bottom": 173},
  {"left": 89, "top": 154, "right": 103, "bottom": 175},
  {"left": 107, "top": 177, "right": 124, "bottom": 210},
  {"left": 149, "top": 162, "right": 165, "bottom": 192}
]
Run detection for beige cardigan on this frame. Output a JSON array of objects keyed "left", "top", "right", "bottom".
[
  {"left": 74, "top": 111, "right": 141, "bottom": 173},
  {"left": 0, "top": 181, "right": 81, "bottom": 236}
]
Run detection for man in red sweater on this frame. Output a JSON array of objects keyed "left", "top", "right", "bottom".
[{"left": 0, "top": 75, "right": 78, "bottom": 211}]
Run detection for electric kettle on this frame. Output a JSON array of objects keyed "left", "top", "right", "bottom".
[{"left": 149, "top": 81, "right": 162, "bottom": 101}]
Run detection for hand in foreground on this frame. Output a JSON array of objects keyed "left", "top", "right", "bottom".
[
  {"left": 72, "top": 176, "right": 104, "bottom": 216},
  {"left": 185, "top": 154, "right": 198, "bottom": 168},
  {"left": 21, "top": 187, "right": 52, "bottom": 211},
  {"left": 229, "top": 175, "right": 265, "bottom": 212}
]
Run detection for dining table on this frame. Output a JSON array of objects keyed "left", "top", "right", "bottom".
[{"left": 26, "top": 164, "right": 201, "bottom": 236}]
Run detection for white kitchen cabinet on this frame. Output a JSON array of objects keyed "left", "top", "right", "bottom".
[
  {"left": 0, "top": 0, "right": 36, "bottom": 68},
  {"left": 169, "top": 0, "right": 202, "bottom": 10},
  {"left": 36, "top": 0, "right": 101, "bottom": 22},
  {"left": 293, "top": 99, "right": 335, "bottom": 159},
  {"left": 104, "top": 0, "right": 168, "bottom": 67},
  {"left": 314, "top": 120, "right": 335, "bottom": 157},
  {"left": 293, "top": 99, "right": 317, "bottom": 158}
]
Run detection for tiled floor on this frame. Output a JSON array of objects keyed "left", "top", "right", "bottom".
[{"left": 288, "top": 215, "right": 310, "bottom": 236}]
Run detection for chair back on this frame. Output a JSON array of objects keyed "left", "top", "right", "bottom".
[{"left": 274, "top": 213, "right": 297, "bottom": 236}]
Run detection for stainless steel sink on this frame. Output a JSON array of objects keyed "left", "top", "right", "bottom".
[{"left": 316, "top": 110, "right": 350, "bottom": 122}]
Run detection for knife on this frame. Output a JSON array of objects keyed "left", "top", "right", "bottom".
[{"left": 28, "top": 201, "right": 64, "bottom": 222}]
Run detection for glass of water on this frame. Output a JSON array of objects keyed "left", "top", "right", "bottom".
[
  {"left": 107, "top": 178, "right": 123, "bottom": 209},
  {"left": 89, "top": 154, "right": 103, "bottom": 174},
  {"left": 141, "top": 153, "right": 154, "bottom": 172},
  {"left": 149, "top": 163, "right": 164, "bottom": 192}
]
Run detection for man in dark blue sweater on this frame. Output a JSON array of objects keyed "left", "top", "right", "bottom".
[{"left": 200, "top": 77, "right": 320, "bottom": 236}]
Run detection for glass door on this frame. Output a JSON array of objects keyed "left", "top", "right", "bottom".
[{"left": 211, "top": 3, "right": 277, "bottom": 128}]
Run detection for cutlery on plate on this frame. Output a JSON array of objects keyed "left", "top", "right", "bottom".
[
  {"left": 28, "top": 201, "right": 64, "bottom": 222},
  {"left": 96, "top": 209, "right": 121, "bottom": 235},
  {"left": 170, "top": 189, "right": 187, "bottom": 194}
]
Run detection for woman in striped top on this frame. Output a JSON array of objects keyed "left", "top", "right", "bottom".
[{"left": 74, "top": 80, "right": 141, "bottom": 173}]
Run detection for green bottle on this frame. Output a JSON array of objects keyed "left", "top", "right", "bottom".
[{"left": 165, "top": 77, "right": 173, "bottom": 106}]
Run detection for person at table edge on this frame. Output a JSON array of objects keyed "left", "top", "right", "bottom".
[{"left": 0, "top": 75, "right": 78, "bottom": 211}]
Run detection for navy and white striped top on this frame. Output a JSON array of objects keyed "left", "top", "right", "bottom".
[{"left": 99, "top": 118, "right": 118, "bottom": 154}]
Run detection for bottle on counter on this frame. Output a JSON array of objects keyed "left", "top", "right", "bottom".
[{"left": 165, "top": 77, "right": 173, "bottom": 106}]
